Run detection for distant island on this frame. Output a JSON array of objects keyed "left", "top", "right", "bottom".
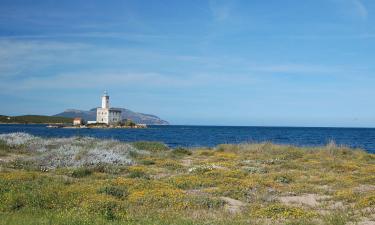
[
  {"left": 1, "top": 92, "right": 169, "bottom": 126},
  {"left": 0, "top": 110, "right": 169, "bottom": 126},
  {"left": 54, "top": 107, "right": 169, "bottom": 125}
]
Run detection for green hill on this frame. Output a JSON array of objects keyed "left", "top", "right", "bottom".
[{"left": 0, "top": 115, "right": 73, "bottom": 124}]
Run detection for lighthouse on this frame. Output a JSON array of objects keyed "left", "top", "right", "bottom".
[
  {"left": 96, "top": 91, "right": 122, "bottom": 125},
  {"left": 102, "top": 91, "right": 109, "bottom": 109}
]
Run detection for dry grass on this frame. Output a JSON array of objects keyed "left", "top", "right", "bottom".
[{"left": 0, "top": 133, "right": 374, "bottom": 225}]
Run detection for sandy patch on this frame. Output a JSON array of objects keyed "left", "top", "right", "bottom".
[
  {"left": 278, "top": 194, "right": 330, "bottom": 207},
  {"left": 356, "top": 219, "right": 375, "bottom": 225},
  {"left": 0, "top": 154, "right": 21, "bottom": 163},
  {"left": 354, "top": 185, "right": 375, "bottom": 193},
  {"left": 181, "top": 158, "right": 192, "bottom": 167},
  {"left": 220, "top": 197, "right": 245, "bottom": 213}
]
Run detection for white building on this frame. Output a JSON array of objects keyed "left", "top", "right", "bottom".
[
  {"left": 96, "top": 91, "right": 122, "bottom": 125},
  {"left": 73, "top": 118, "right": 83, "bottom": 126}
]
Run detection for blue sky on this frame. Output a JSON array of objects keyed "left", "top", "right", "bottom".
[{"left": 0, "top": 0, "right": 374, "bottom": 127}]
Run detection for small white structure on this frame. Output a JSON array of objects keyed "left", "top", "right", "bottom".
[
  {"left": 96, "top": 91, "right": 122, "bottom": 125},
  {"left": 73, "top": 118, "right": 83, "bottom": 126}
]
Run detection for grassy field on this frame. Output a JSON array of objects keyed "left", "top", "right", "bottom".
[{"left": 0, "top": 133, "right": 374, "bottom": 225}]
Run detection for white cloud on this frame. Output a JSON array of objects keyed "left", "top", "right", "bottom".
[
  {"left": 0, "top": 71, "right": 259, "bottom": 93},
  {"left": 0, "top": 38, "right": 361, "bottom": 96},
  {"left": 333, "top": 0, "right": 368, "bottom": 20},
  {"left": 0, "top": 40, "right": 90, "bottom": 78},
  {"left": 352, "top": 0, "right": 368, "bottom": 19},
  {"left": 246, "top": 63, "right": 345, "bottom": 74}
]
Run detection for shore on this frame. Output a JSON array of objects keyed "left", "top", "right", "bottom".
[{"left": 0, "top": 133, "right": 374, "bottom": 225}]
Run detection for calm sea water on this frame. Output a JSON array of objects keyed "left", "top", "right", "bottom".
[{"left": 0, "top": 124, "right": 375, "bottom": 153}]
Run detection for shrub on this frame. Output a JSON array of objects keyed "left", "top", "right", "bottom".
[
  {"left": 128, "top": 171, "right": 149, "bottom": 179},
  {"left": 169, "top": 175, "right": 217, "bottom": 189},
  {"left": 7, "top": 159, "right": 40, "bottom": 171},
  {"left": 139, "top": 159, "right": 155, "bottom": 165},
  {"left": 71, "top": 167, "right": 92, "bottom": 178},
  {"left": 132, "top": 142, "right": 169, "bottom": 152},
  {"left": 275, "top": 175, "right": 292, "bottom": 184},
  {"left": 127, "top": 167, "right": 150, "bottom": 179},
  {"left": 199, "top": 150, "right": 214, "bottom": 156},
  {"left": 253, "top": 204, "right": 316, "bottom": 219},
  {"left": 92, "top": 163, "right": 124, "bottom": 174},
  {"left": 171, "top": 147, "right": 192, "bottom": 156},
  {"left": 98, "top": 186, "right": 128, "bottom": 199},
  {"left": 188, "top": 196, "right": 225, "bottom": 209},
  {"left": 281, "top": 147, "right": 304, "bottom": 160},
  {"left": 285, "top": 219, "right": 317, "bottom": 225},
  {"left": 243, "top": 166, "right": 267, "bottom": 174},
  {"left": 323, "top": 212, "right": 349, "bottom": 225},
  {"left": 358, "top": 194, "right": 375, "bottom": 208},
  {"left": 158, "top": 160, "right": 184, "bottom": 171},
  {"left": 102, "top": 201, "right": 118, "bottom": 220},
  {"left": 188, "top": 164, "right": 219, "bottom": 174},
  {"left": 7, "top": 193, "right": 26, "bottom": 211},
  {"left": 127, "top": 188, "right": 185, "bottom": 208}
]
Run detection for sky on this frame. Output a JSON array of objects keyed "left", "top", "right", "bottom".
[{"left": 0, "top": 0, "right": 374, "bottom": 127}]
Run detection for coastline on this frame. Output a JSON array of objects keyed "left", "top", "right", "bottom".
[{"left": 1, "top": 124, "right": 375, "bottom": 153}]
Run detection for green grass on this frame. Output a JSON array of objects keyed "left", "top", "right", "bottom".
[
  {"left": 131, "top": 141, "right": 169, "bottom": 152},
  {"left": 171, "top": 147, "right": 192, "bottom": 157},
  {"left": 0, "top": 139, "right": 374, "bottom": 225},
  {"left": 71, "top": 168, "right": 93, "bottom": 178}
]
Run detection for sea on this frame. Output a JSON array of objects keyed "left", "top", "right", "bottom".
[{"left": 0, "top": 124, "right": 375, "bottom": 153}]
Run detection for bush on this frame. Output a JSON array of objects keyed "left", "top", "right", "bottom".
[
  {"left": 275, "top": 175, "right": 292, "bottom": 184},
  {"left": 243, "top": 166, "right": 267, "bottom": 174},
  {"left": 254, "top": 204, "right": 316, "bottom": 219},
  {"left": 139, "top": 159, "right": 155, "bottom": 165},
  {"left": 128, "top": 170, "right": 149, "bottom": 179},
  {"left": 132, "top": 142, "right": 169, "bottom": 152},
  {"left": 7, "top": 159, "right": 40, "bottom": 171},
  {"left": 92, "top": 163, "right": 124, "bottom": 174},
  {"left": 124, "top": 119, "right": 136, "bottom": 127},
  {"left": 98, "top": 186, "right": 128, "bottom": 199},
  {"left": 188, "top": 196, "right": 225, "bottom": 209},
  {"left": 171, "top": 147, "right": 192, "bottom": 156},
  {"left": 71, "top": 168, "right": 92, "bottom": 178},
  {"left": 323, "top": 212, "right": 349, "bottom": 225}
]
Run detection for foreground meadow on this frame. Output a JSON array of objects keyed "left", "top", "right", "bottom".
[{"left": 0, "top": 133, "right": 374, "bottom": 225}]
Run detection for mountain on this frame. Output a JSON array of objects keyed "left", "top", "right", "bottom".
[{"left": 54, "top": 108, "right": 169, "bottom": 125}]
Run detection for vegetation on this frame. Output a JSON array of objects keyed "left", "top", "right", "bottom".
[
  {"left": 0, "top": 115, "right": 72, "bottom": 124},
  {"left": 123, "top": 119, "right": 136, "bottom": 127},
  {"left": 0, "top": 133, "right": 374, "bottom": 225},
  {"left": 131, "top": 141, "right": 169, "bottom": 152}
]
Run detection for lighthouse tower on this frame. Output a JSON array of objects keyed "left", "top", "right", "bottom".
[{"left": 102, "top": 91, "right": 109, "bottom": 109}]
